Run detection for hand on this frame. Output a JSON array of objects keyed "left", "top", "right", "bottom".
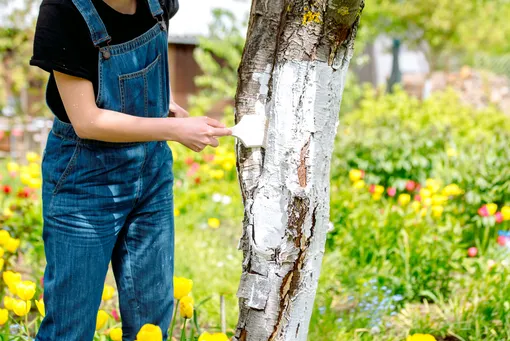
[
  {"left": 172, "top": 116, "right": 232, "bottom": 152},
  {"left": 169, "top": 100, "right": 189, "bottom": 118}
]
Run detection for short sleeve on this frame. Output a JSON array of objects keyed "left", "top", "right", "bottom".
[
  {"left": 165, "top": 0, "right": 179, "bottom": 20},
  {"left": 30, "top": 2, "right": 95, "bottom": 81}
]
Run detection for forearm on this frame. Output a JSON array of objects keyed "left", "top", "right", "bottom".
[{"left": 76, "top": 107, "right": 179, "bottom": 143}]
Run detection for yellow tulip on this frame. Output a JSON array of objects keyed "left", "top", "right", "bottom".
[
  {"left": 373, "top": 185, "right": 384, "bottom": 195},
  {"left": 372, "top": 193, "right": 382, "bottom": 201},
  {"left": 110, "top": 327, "right": 123, "bottom": 341},
  {"left": 486, "top": 203, "right": 498, "bottom": 216},
  {"left": 502, "top": 206, "right": 510, "bottom": 221},
  {"left": 173, "top": 277, "right": 193, "bottom": 300},
  {"left": 442, "top": 184, "right": 463, "bottom": 196},
  {"left": 431, "top": 205, "right": 444, "bottom": 218},
  {"left": 406, "top": 334, "right": 437, "bottom": 341},
  {"left": 136, "top": 323, "right": 163, "bottom": 341},
  {"left": 398, "top": 194, "right": 411, "bottom": 206},
  {"left": 222, "top": 161, "right": 234, "bottom": 171},
  {"left": 411, "top": 201, "right": 421, "bottom": 213},
  {"left": 208, "top": 218, "right": 220, "bottom": 229},
  {"left": 0, "top": 247, "right": 4, "bottom": 258},
  {"left": 35, "top": 298, "right": 45, "bottom": 317},
  {"left": 96, "top": 310, "right": 109, "bottom": 330},
  {"left": 20, "top": 172, "right": 31, "bottom": 186},
  {"left": 4, "top": 296, "right": 13, "bottom": 310},
  {"left": 28, "top": 178, "right": 42, "bottom": 189},
  {"left": 210, "top": 333, "right": 229, "bottom": 341},
  {"left": 419, "top": 188, "right": 432, "bottom": 198},
  {"left": 174, "top": 208, "right": 181, "bottom": 217},
  {"left": 3, "top": 271, "right": 22, "bottom": 295},
  {"left": 352, "top": 180, "right": 365, "bottom": 189},
  {"left": 102, "top": 284, "right": 115, "bottom": 301},
  {"left": 12, "top": 299, "right": 31, "bottom": 317},
  {"left": 7, "top": 162, "right": 19, "bottom": 173},
  {"left": 5, "top": 237, "right": 20, "bottom": 253},
  {"left": 349, "top": 169, "right": 363, "bottom": 182},
  {"left": 425, "top": 179, "right": 441, "bottom": 193},
  {"left": 432, "top": 195, "right": 448, "bottom": 206},
  {"left": 0, "top": 230, "right": 10, "bottom": 245},
  {"left": 179, "top": 296, "right": 194, "bottom": 319},
  {"left": 423, "top": 197, "right": 432, "bottom": 207},
  {"left": 420, "top": 207, "right": 428, "bottom": 217},
  {"left": 26, "top": 152, "right": 40, "bottom": 163},
  {"left": 210, "top": 170, "right": 225, "bottom": 180},
  {"left": 198, "top": 332, "right": 212, "bottom": 341},
  {"left": 15, "top": 281, "right": 36, "bottom": 300},
  {"left": 0, "top": 309, "right": 7, "bottom": 325}
]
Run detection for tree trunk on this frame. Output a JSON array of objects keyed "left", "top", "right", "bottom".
[{"left": 233, "top": 0, "right": 364, "bottom": 340}]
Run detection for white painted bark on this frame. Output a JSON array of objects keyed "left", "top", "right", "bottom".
[{"left": 233, "top": 1, "right": 364, "bottom": 340}]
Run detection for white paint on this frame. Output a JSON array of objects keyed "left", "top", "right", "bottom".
[{"left": 235, "top": 55, "right": 351, "bottom": 340}]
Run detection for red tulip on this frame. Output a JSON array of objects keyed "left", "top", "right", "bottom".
[
  {"left": 495, "top": 212, "right": 504, "bottom": 224},
  {"left": 369, "top": 184, "right": 376, "bottom": 194},
  {"left": 478, "top": 205, "right": 489, "bottom": 217},
  {"left": 387, "top": 187, "right": 396, "bottom": 197},
  {"left": 3, "top": 185, "right": 11, "bottom": 194},
  {"left": 194, "top": 177, "right": 201, "bottom": 184},
  {"left": 497, "top": 236, "right": 507, "bottom": 246},
  {"left": 414, "top": 195, "right": 422, "bottom": 202},
  {"left": 184, "top": 157, "right": 194, "bottom": 166},
  {"left": 17, "top": 188, "right": 30, "bottom": 198},
  {"left": 406, "top": 180, "right": 416, "bottom": 191},
  {"left": 467, "top": 247, "right": 478, "bottom": 257}
]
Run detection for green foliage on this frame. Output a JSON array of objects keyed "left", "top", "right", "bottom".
[
  {"left": 187, "top": 9, "right": 245, "bottom": 120},
  {"left": 363, "top": 0, "right": 510, "bottom": 69}
]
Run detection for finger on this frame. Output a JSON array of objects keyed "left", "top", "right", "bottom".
[
  {"left": 211, "top": 127, "right": 233, "bottom": 137},
  {"left": 205, "top": 117, "right": 226, "bottom": 128},
  {"left": 208, "top": 137, "right": 219, "bottom": 148}
]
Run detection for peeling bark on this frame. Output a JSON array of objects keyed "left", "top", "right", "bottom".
[{"left": 233, "top": 1, "right": 364, "bottom": 340}]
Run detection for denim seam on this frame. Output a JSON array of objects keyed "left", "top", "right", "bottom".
[
  {"left": 133, "top": 144, "right": 148, "bottom": 208},
  {"left": 48, "top": 142, "right": 81, "bottom": 214},
  {"left": 96, "top": 54, "right": 104, "bottom": 106},
  {"left": 143, "top": 72, "right": 148, "bottom": 117},
  {"left": 107, "top": 24, "right": 161, "bottom": 56},
  {"left": 124, "top": 236, "right": 141, "bottom": 328}
]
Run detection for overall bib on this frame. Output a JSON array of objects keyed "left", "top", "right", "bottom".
[{"left": 36, "top": 1, "right": 175, "bottom": 340}]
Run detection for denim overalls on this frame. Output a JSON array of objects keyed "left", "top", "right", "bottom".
[{"left": 36, "top": 1, "right": 175, "bottom": 340}]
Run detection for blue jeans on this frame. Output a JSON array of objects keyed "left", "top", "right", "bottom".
[{"left": 36, "top": 118, "right": 175, "bottom": 340}]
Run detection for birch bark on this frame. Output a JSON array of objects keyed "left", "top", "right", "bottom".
[{"left": 233, "top": 1, "right": 364, "bottom": 340}]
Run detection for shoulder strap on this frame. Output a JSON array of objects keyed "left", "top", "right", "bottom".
[{"left": 71, "top": 0, "right": 111, "bottom": 47}]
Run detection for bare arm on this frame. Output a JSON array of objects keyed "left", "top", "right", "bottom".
[{"left": 54, "top": 71, "right": 231, "bottom": 151}]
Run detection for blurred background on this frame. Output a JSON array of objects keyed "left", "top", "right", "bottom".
[{"left": 0, "top": 0, "right": 509, "bottom": 340}]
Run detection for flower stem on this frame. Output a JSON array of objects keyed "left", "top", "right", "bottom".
[
  {"left": 180, "top": 319, "right": 187, "bottom": 341},
  {"left": 169, "top": 299, "right": 180, "bottom": 338}
]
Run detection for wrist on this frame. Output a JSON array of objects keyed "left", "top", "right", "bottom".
[{"left": 164, "top": 117, "right": 183, "bottom": 143}]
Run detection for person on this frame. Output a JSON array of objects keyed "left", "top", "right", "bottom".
[{"left": 29, "top": 0, "right": 232, "bottom": 340}]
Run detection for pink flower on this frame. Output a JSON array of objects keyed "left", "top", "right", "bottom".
[
  {"left": 369, "top": 184, "right": 376, "bottom": 194},
  {"left": 467, "top": 247, "right": 478, "bottom": 257},
  {"left": 414, "top": 195, "right": 421, "bottom": 202},
  {"left": 478, "top": 205, "right": 489, "bottom": 217},
  {"left": 495, "top": 212, "right": 504, "bottom": 224},
  {"left": 387, "top": 187, "right": 396, "bottom": 197},
  {"left": 203, "top": 154, "right": 215, "bottom": 163},
  {"left": 498, "top": 236, "right": 507, "bottom": 246},
  {"left": 406, "top": 180, "right": 416, "bottom": 191},
  {"left": 111, "top": 308, "right": 120, "bottom": 321},
  {"left": 186, "top": 162, "right": 200, "bottom": 177}
]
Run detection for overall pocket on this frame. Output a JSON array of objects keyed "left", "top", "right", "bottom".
[
  {"left": 119, "top": 54, "right": 164, "bottom": 117},
  {"left": 43, "top": 131, "right": 81, "bottom": 196}
]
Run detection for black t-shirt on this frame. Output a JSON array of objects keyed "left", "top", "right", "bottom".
[{"left": 30, "top": 0, "right": 179, "bottom": 123}]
